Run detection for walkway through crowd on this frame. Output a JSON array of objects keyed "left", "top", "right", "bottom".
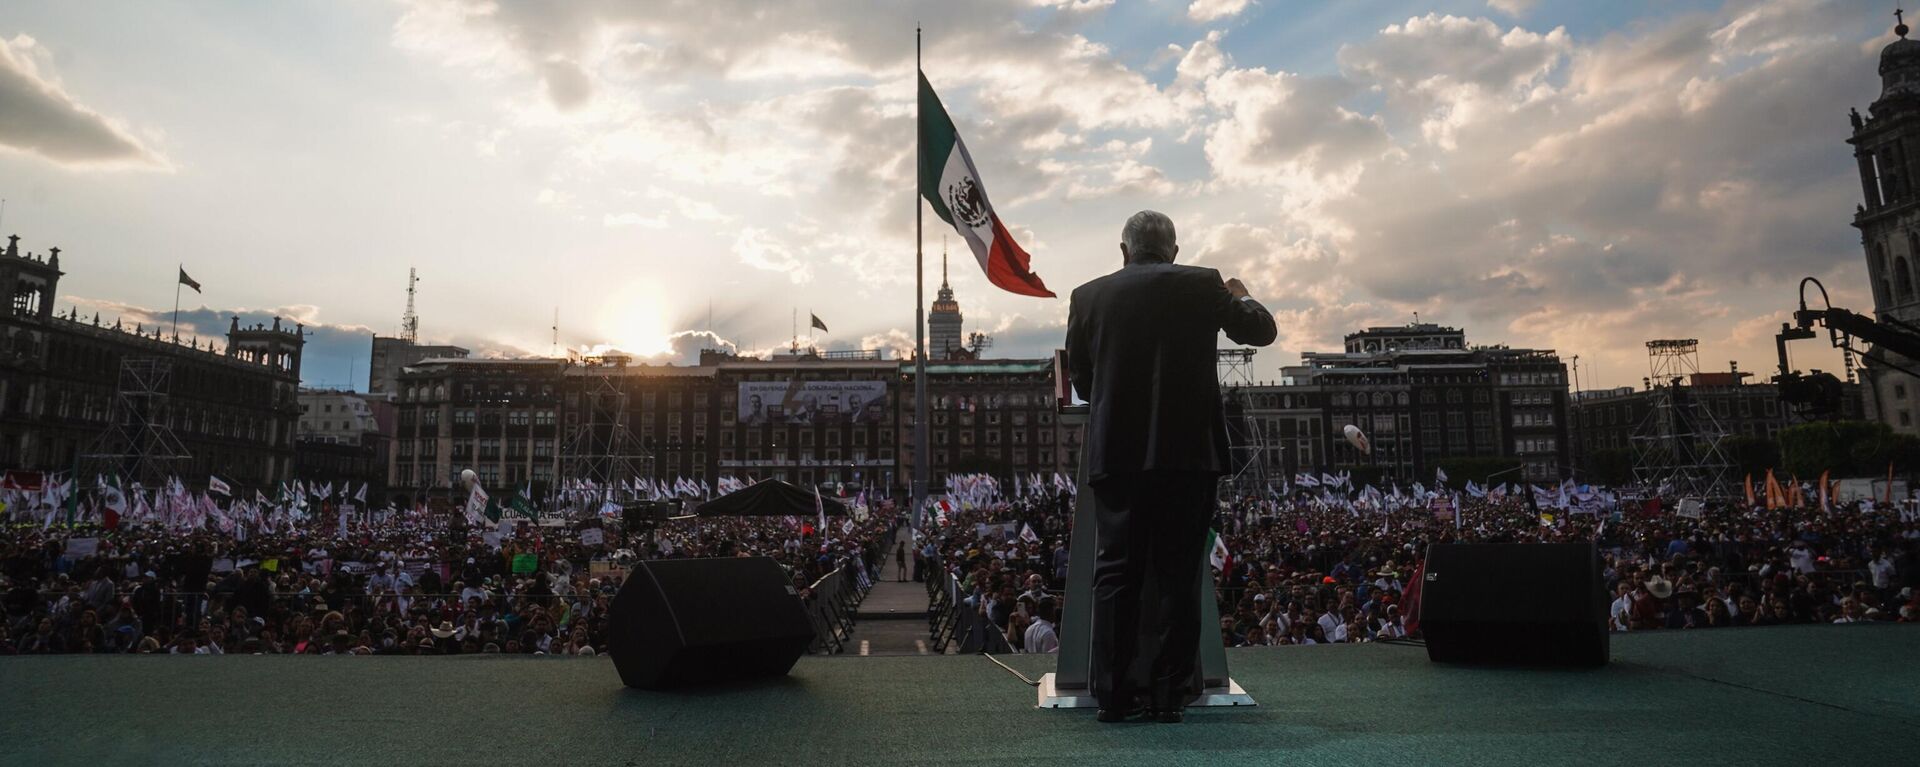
[{"left": 850, "top": 525, "right": 944, "bottom": 656}]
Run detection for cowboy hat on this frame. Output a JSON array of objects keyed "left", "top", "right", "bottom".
[
  {"left": 1644, "top": 576, "right": 1674, "bottom": 600},
  {"left": 431, "top": 621, "right": 458, "bottom": 639}
]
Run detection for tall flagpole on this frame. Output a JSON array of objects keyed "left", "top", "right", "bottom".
[
  {"left": 170, "top": 264, "right": 183, "bottom": 341},
  {"left": 912, "top": 25, "right": 930, "bottom": 529}
]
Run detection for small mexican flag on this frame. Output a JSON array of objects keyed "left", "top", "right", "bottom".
[
  {"left": 919, "top": 72, "right": 1054, "bottom": 298},
  {"left": 1208, "top": 529, "right": 1230, "bottom": 572}
]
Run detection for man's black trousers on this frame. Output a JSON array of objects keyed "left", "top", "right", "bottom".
[{"left": 1088, "top": 471, "right": 1215, "bottom": 711}]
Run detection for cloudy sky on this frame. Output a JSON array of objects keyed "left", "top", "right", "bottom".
[{"left": 0, "top": 0, "right": 1892, "bottom": 390}]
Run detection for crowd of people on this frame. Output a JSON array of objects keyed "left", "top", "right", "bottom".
[
  {"left": 8, "top": 470, "right": 1916, "bottom": 658},
  {"left": 912, "top": 483, "right": 1920, "bottom": 653},
  {"left": 0, "top": 491, "right": 895, "bottom": 656}
]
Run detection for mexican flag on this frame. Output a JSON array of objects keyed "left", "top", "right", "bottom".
[
  {"left": 1208, "top": 529, "right": 1231, "bottom": 572},
  {"left": 100, "top": 475, "right": 127, "bottom": 530},
  {"left": 919, "top": 72, "right": 1054, "bottom": 298}
]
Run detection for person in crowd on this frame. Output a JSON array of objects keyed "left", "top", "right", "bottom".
[
  {"left": 4, "top": 478, "right": 1914, "bottom": 660},
  {"left": 1024, "top": 598, "right": 1060, "bottom": 654}
]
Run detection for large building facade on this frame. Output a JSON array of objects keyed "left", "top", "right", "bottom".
[
  {"left": 1572, "top": 369, "right": 1863, "bottom": 461},
  {"left": 0, "top": 235, "right": 303, "bottom": 486},
  {"left": 1849, "top": 22, "right": 1920, "bottom": 435},
  {"left": 295, "top": 388, "right": 395, "bottom": 496},
  {"left": 385, "top": 349, "right": 1080, "bottom": 498},
  {"left": 1240, "top": 324, "right": 1571, "bottom": 484},
  {"left": 368, "top": 335, "right": 468, "bottom": 397}
]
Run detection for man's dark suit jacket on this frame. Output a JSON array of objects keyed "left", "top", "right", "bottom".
[{"left": 1065, "top": 262, "right": 1277, "bottom": 481}]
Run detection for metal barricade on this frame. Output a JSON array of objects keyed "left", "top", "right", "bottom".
[{"left": 805, "top": 565, "right": 861, "bottom": 654}]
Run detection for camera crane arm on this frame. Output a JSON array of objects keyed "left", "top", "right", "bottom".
[
  {"left": 1778, "top": 277, "right": 1920, "bottom": 377},
  {"left": 1773, "top": 278, "right": 1920, "bottom": 416}
]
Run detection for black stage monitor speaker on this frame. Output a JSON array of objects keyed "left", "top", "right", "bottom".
[
  {"left": 1420, "top": 542, "right": 1608, "bottom": 667},
  {"left": 608, "top": 556, "right": 815, "bottom": 689}
]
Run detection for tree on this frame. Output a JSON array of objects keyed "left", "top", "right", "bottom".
[
  {"left": 1720, "top": 436, "right": 1781, "bottom": 479},
  {"left": 1891, "top": 435, "right": 1920, "bottom": 481},
  {"left": 1778, "top": 420, "right": 1906, "bottom": 477},
  {"left": 1585, "top": 448, "right": 1635, "bottom": 487}
]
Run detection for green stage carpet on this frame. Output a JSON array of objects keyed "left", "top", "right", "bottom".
[{"left": 3, "top": 624, "right": 1915, "bottom": 766}]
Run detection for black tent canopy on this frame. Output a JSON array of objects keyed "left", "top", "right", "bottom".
[{"left": 693, "top": 480, "right": 848, "bottom": 517}]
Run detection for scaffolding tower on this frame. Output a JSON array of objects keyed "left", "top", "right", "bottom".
[
  {"left": 1217, "top": 349, "right": 1273, "bottom": 499},
  {"left": 81, "top": 357, "right": 192, "bottom": 486},
  {"left": 558, "top": 358, "right": 654, "bottom": 504},
  {"left": 1630, "top": 340, "right": 1735, "bottom": 499}
]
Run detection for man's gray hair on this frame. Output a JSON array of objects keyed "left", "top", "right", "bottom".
[{"left": 1122, "top": 210, "right": 1177, "bottom": 263}]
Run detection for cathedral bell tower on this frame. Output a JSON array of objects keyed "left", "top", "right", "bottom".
[{"left": 1848, "top": 9, "right": 1920, "bottom": 434}]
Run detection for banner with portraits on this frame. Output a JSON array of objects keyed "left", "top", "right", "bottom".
[{"left": 738, "top": 381, "right": 886, "bottom": 426}]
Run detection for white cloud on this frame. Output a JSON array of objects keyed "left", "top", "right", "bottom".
[
  {"left": 0, "top": 34, "right": 167, "bottom": 168},
  {"left": 731, "top": 227, "right": 813, "bottom": 283},
  {"left": 1486, "top": 0, "right": 1537, "bottom": 17},
  {"left": 1188, "top": 0, "right": 1254, "bottom": 24},
  {"left": 1201, "top": 66, "right": 1388, "bottom": 195},
  {"left": 369, "top": 0, "right": 1888, "bottom": 387}
]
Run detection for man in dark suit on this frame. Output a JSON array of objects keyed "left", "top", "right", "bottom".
[{"left": 1065, "top": 210, "right": 1276, "bottom": 723}]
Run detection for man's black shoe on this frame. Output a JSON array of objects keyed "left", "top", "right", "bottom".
[
  {"left": 1152, "top": 708, "right": 1184, "bottom": 724},
  {"left": 1096, "top": 705, "right": 1147, "bottom": 723}
]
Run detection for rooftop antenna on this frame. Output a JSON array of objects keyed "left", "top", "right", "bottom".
[
  {"left": 551, "top": 307, "right": 559, "bottom": 357},
  {"left": 401, "top": 267, "right": 420, "bottom": 343}
]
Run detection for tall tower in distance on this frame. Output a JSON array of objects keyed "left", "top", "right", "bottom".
[
  {"left": 1848, "top": 10, "right": 1920, "bottom": 435},
  {"left": 929, "top": 244, "right": 965, "bottom": 359},
  {"left": 401, "top": 267, "right": 419, "bottom": 343}
]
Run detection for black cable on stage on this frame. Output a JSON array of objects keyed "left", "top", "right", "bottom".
[{"left": 982, "top": 652, "right": 1041, "bottom": 687}]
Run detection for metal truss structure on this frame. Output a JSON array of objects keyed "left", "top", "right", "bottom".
[
  {"left": 81, "top": 357, "right": 192, "bottom": 486},
  {"left": 1216, "top": 348, "right": 1274, "bottom": 499},
  {"left": 558, "top": 364, "right": 654, "bottom": 500},
  {"left": 1630, "top": 340, "right": 1736, "bottom": 499}
]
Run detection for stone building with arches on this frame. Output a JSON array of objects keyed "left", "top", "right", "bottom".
[{"left": 1848, "top": 18, "right": 1920, "bottom": 435}]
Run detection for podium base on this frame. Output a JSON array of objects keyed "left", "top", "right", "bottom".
[{"left": 1035, "top": 673, "right": 1257, "bottom": 709}]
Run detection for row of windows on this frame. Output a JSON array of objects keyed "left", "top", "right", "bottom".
[
  {"left": 449, "top": 409, "right": 558, "bottom": 426},
  {"left": 1499, "top": 372, "right": 1566, "bottom": 386},
  {"left": 1512, "top": 410, "right": 1556, "bottom": 427},
  {"left": 407, "top": 439, "right": 557, "bottom": 459},
  {"left": 1510, "top": 390, "right": 1555, "bottom": 406},
  {"left": 1516, "top": 437, "right": 1557, "bottom": 454}
]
